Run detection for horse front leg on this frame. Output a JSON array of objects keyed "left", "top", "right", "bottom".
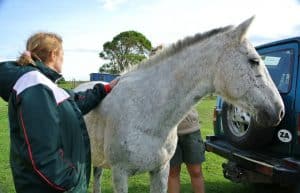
[
  {"left": 93, "top": 167, "right": 103, "bottom": 193},
  {"left": 149, "top": 163, "right": 170, "bottom": 193},
  {"left": 111, "top": 165, "right": 129, "bottom": 193}
]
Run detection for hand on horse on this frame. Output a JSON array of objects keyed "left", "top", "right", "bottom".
[{"left": 109, "top": 77, "right": 120, "bottom": 89}]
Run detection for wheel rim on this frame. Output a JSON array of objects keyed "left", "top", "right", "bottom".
[{"left": 226, "top": 106, "right": 251, "bottom": 137}]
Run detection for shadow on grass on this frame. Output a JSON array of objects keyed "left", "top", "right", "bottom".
[
  {"left": 101, "top": 184, "right": 149, "bottom": 193},
  {"left": 99, "top": 182, "right": 298, "bottom": 193},
  {"left": 0, "top": 182, "right": 296, "bottom": 193},
  {"left": 181, "top": 181, "right": 297, "bottom": 193}
]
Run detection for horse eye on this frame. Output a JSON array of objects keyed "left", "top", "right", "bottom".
[{"left": 249, "top": 58, "right": 260, "bottom": 66}]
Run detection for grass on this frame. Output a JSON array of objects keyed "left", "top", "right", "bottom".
[
  {"left": 0, "top": 100, "right": 15, "bottom": 193},
  {"left": 0, "top": 96, "right": 268, "bottom": 193}
]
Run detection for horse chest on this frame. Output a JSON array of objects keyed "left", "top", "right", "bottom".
[{"left": 105, "top": 129, "right": 177, "bottom": 170}]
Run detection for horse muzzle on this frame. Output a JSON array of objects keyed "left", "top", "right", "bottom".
[{"left": 256, "top": 101, "right": 285, "bottom": 127}]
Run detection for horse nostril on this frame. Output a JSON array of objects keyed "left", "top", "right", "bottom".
[{"left": 279, "top": 109, "right": 285, "bottom": 120}]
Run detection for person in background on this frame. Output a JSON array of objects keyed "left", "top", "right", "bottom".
[
  {"left": 0, "top": 32, "right": 118, "bottom": 193},
  {"left": 167, "top": 108, "right": 206, "bottom": 193}
]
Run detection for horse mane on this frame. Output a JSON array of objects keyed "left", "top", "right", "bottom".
[{"left": 132, "top": 25, "right": 233, "bottom": 71}]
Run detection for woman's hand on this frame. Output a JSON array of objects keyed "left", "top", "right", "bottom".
[{"left": 109, "top": 77, "right": 120, "bottom": 89}]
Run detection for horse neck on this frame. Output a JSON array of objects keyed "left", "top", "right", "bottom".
[{"left": 145, "top": 37, "right": 224, "bottom": 129}]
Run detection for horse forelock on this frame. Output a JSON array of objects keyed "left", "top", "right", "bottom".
[{"left": 131, "top": 25, "right": 233, "bottom": 71}]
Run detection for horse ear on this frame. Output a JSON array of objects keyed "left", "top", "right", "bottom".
[{"left": 232, "top": 16, "right": 255, "bottom": 42}]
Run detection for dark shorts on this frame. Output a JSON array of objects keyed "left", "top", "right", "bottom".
[{"left": 170, "top": 130, "right": 205, "bottom": 167}]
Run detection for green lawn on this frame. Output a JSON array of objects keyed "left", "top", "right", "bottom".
[
  {"left": 0, "top": 97, "right": 260, "bottom": 193},
  {"left": 0, "top": 100, "right": 15, "bottom": 193}
]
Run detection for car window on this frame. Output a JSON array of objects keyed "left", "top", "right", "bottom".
[{"left": 260, "top": 49, "right": 293, "bottom": 93}]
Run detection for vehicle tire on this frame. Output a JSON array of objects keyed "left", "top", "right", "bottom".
[{"left": 221, "top": 102, "right": 275, "bottom": 149}]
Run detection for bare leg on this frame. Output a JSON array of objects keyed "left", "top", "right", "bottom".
[
  {"left": 93, "top": 167, "right": 103, "bottom": 193},
  {"left": 111, "top": 166, "right": 128, "bottom": 193},
  {"left": 150, "top": 163, "right": 170, "bottom": 193},
  {"left": 186, "top": 164, "right": 205, "bottom": 193},
  {"left": 167, "top": 165, "right": 181, "bottom": 193}
]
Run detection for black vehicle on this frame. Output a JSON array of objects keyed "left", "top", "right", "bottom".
[{"left": 205, "top": 37, "right": 300, "bottom": 190}]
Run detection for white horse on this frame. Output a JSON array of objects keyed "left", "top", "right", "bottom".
[{"left": 74, "top": 17, "right": 284, "bottom": 193}]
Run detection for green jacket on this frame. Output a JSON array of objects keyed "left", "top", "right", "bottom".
[{"left": 0, "top": 61, "right": 110, "bottom": 193}]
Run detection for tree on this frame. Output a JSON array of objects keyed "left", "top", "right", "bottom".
[{"left": 99, "top": 30, "right": 152, "bottom": 73}]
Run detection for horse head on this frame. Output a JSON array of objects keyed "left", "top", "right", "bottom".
[{"left": 213, "top": 16, "right": 284, "bottom": 127}]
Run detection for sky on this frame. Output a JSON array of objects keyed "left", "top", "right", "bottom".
[{"left": 0, "top": 0, "right": 300, "bottom": 80}]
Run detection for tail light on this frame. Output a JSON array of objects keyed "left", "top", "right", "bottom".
[
  {"left": 256, "top": 164, "right": 273, "bottom": 176},
  {"left": 213, "top": 107, "right": 217, "bottom": 130}
]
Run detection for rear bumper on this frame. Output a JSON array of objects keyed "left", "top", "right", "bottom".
[{"left": 205, "top": 135, "right": 300, "bottom": 184}]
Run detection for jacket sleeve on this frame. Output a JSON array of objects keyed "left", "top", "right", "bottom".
[
  {"left": 73, "top": 83, "right": 111, "bottom": 115},
  {"left": 17, "top": 87, "right": 78, "bottom": 192}
]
